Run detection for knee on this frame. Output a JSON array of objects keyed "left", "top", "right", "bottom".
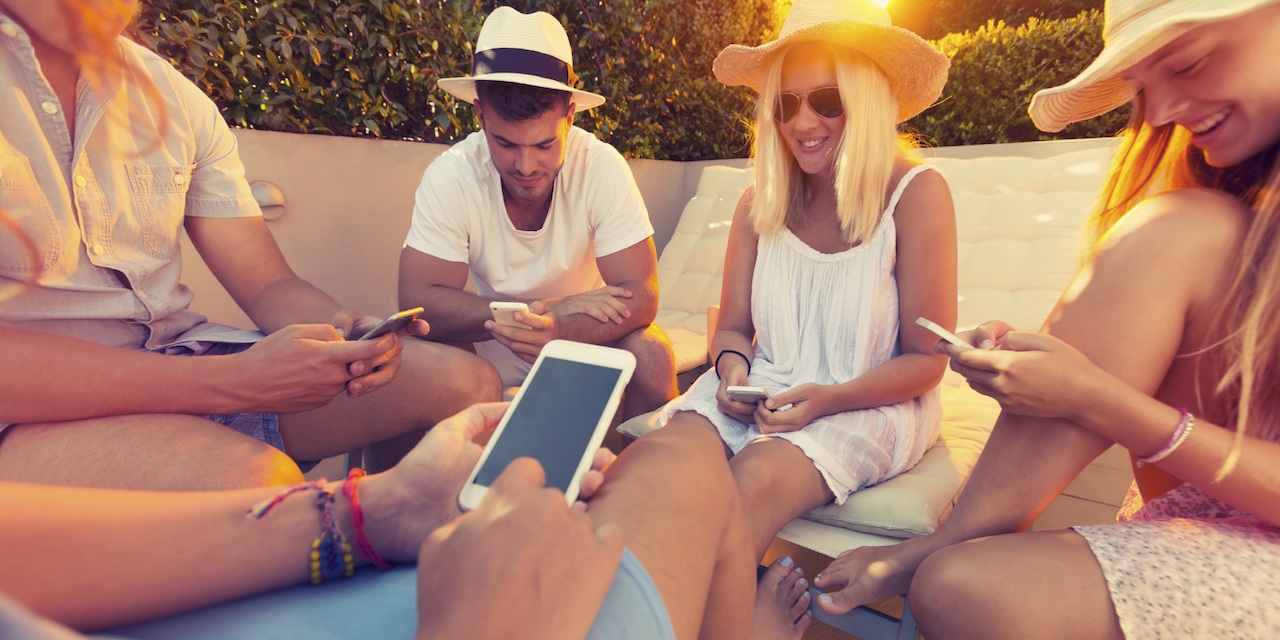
[
  {"left": 910, "top": 543, "right": 984, "bottom": 634},
  {"left": 406, "top": 341, "right": 503, "bottom": 405},
  {"left": 618, "top": 324, "right": 675, "bottom": 374}
]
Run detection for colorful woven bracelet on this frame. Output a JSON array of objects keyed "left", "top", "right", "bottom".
[
  {"left": 245, "top": 480, "right": 354, "bottom": 584},
  {"left": 342, "top": 468, "right": 395, "bottom": 570}
]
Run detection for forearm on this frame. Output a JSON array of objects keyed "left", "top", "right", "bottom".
[
  {"left": 0, "top": 481, "right": 346, "bottom": 630},
  {"left": 825, "top": 353, "right": 947, "bottom": 413},
  {"left": 554, "top": 280, "right": 658, "bottom": 345},
  {"left": 405, "top": 285, "right": 496, "bottom": 343},
  {"left": 0, "top": 327, "right": 246, "bottom": 423},
  {"left": 1082, "top": 381, "right": 1280, "bottom": 526},
  {"left": 239, "top": 276, "right": 346, "bottom": 334}
]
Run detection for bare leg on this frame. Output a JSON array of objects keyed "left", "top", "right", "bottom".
[
  {"left": 815, "top": 414, "right": 1112, "bottom": 611},
  {"left": 731, "top": 438, "right": 833, "bottom": 640},
  {"left": 730, "top": 438, "right": 835, "bottom": 560},
  {"left": 911, "top": 529, "right": 1122, "bottom": 640},
  {"left": 280, "top": 339, "right": 503, "bottom": 464},
  {"left": 613, "top": 323, "right": 677, "bottom": 421},
  {"left": 0, "top": 414, "right": 304, "bottom": 490},
  {"left": 586, "top": 419, "right": 754, "bottom": 640}
]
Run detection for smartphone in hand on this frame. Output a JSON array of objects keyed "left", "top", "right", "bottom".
[
  {"left": 356, "top": 307, "right": 424, "bottom": 340},
  {"left": 457, "top": 340, "right": 635, "bottom": 511},
  {"left": 726, "top": 386, "right": 769, "bottom": 403},
  {"left": 490, "top": 301, "right": 533, "bottom": 329},
  {"left": 915, "top": 317, "right": 973, "bottom": 350}
]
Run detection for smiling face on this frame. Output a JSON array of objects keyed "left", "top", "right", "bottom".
[
  {"left": 476, "top": 100, "right": 574, "bottom": 209},
  {"left": 778, "top": 43, "right": 847, "bottom": 177},
  {"left": 1123, "top": 5, "right": 1280, "bottom": 168}
]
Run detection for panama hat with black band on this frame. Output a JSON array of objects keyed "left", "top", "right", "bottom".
[{"left": 437, "top": 6, "right": 606, "bottom": 111}]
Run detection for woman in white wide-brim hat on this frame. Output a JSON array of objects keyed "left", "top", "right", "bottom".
[
  {"left": 814, "top": 1, "right": 1280, "bottom": 638},
  {"left": 647, "top": 0, "right": 954, "bottom": 635}
]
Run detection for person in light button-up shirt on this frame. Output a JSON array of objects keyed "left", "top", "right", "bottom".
[{"left": 0, "top": 1, "right": 501, "bottom": 489}]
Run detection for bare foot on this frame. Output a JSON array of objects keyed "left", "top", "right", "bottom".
[
  {"left": 749, "top": 556, "right": 812, "bottom": 640},
  {"left": 812, "top": 537, "right": 937, "bottom": 614}
]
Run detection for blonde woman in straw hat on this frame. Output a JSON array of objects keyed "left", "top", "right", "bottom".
[
  {"left": 645, "top": 0, "right": 955, "bottom": 635},
  {"left": 812, "top": 0, "right": 1280, "bottom": 637}
]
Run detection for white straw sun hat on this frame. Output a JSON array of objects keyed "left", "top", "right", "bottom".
[
  {"left": 437, "top": 6, "right": 605, "bottom": 111},
  {"left": 712, "top": 0, "right": 949, "bottom": 123},
  {"left": 1029, "top": 0, "right": 1280, "bottom": 132}
]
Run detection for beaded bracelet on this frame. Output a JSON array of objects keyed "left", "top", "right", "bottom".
[
  {"left": 246, "top": 480, "right": 355, "bottom": 584},
  {"left": 1136, "top": 408, "right": 1195, "bottom": 468},
  {"left": 714, "top": 349, "right": 751, "bottom": 379},
  {"left": 342, "top": 468, "right": 395, "bottom": 570}
]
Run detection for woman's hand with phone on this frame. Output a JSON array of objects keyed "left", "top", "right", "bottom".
[
  {"left": 754, "top": 382, "right": 830, "bottom": 434},
  {"left": 714, "top": 354, "right": 756, "bottom": 423}
]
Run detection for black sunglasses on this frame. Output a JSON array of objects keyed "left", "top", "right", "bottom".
[{"left": 774, "top": 87, "right": 844, "bottom": 123}]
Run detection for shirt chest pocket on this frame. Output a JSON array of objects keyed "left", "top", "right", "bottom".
[
  {"left": 0, "top": 154, "right": 62, "bottom": 274},
  {"left": 125, "top": 163, "right": 195, "bottom": 260}
]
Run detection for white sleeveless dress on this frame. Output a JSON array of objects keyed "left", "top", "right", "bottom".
[{"left": 654, "top": 165, "right": 943, "bottom": 503}]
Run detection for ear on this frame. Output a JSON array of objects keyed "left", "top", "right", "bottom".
[
  {"left": 566, "top": 102, "right": 577, "bottom": 124},
  {"left": 474, "top": 98, "right": 486, "bottom": 128}
]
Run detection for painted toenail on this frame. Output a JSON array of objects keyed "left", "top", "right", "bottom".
[
  {"left": 798, "top": 578, "right": 807, "bottom": 588},
  {"left": 780, "top": 556, "right": 794, "bottom": 567},
  {"left": 819, "top": 594, "right": 832, "bottom": 605}
]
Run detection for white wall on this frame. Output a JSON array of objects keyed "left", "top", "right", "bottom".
[{"left": 181, "top": 129, "right": 1113, "bottom": 327}]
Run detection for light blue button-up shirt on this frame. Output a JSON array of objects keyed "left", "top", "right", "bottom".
[{"left": 0, "top": 14, "right": 263, "bottom": 353}]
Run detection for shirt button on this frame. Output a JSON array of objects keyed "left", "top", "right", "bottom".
[
  {"left": 74, "top": 175, "right": 87, "bottom": 188},
  {"left": 0, "top": 23, "right": 17, "bottom": 38},
  {"left": 90, "top": 244, "right": 105, "bottom": 256},
  {"left": 41, "top": 101, "right": 59, "bottom": 115},
  {"left": 173, "top": 174, "right": 186, "bottom": 185}
]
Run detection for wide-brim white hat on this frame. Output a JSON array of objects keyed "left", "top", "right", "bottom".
[
  {"left": 1029, "top": 0, "right": 1279, "bottom": 132},
  {"left": 712, "top": 0, "right": 949, "bottom": 123},
  {"left": 437, "top": 6, "right": 605, "bottom": 111}
]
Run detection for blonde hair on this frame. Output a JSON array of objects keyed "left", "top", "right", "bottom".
[
  {"left": 749, "top": 44, "right": 920, "bottom": 245},
  {"left": 1091, "top": 93, "right": 1280, "bottom": 479}
]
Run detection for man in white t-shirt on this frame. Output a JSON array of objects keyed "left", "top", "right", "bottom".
[{"left": 399, "top": 7, "right": 677, "bottom": 420}]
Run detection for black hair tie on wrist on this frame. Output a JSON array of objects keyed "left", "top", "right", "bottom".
[{"left": 714, "top": 349, "right": 751, "bottom": 379}]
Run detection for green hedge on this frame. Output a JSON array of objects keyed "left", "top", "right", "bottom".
[
  {"left": 136, "top": 2, "right": 1124, "bottom": 158},
  {"left": 889, "top": 0, "right": 1103, "bottom": 40},
  {"left": 905, "top": 10, "right": 1129, "bottom": 146},
  {"left": 135, "top": 0, "right": 776, "bottom": 161}
]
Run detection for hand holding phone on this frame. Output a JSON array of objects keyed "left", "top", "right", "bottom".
[
  {"left": 490, "top": 301, "right": 533, "bottom": 329},
  {"left": 457, "top": 340, "right": 636, "bottom": 511},
  {"left": 916, "top": 317, "right": 974, "bottom": 350},
  {"left": 726, "top": 385, "right": 769, "bottom": 404},
  {"left": 357, "top": 307, "right": 424, "bottom": 340}
]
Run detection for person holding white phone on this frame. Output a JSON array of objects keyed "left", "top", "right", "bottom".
[
  {"left": 816, "top": 2, "right": 1280, "bottom": 638},
  {"left": 0, "top": 400, "right": 759, "bottom": 640},
  {"left": 0, "top": 0, "right": 501, "bottom": 490},
  {"left": 646, "top": 1, "right": 957, "bottom": 636},
  {"left": 398, "top": 8, "right": 677, "bottom": 421}
]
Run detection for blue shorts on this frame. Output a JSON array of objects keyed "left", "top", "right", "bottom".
[{"left": 98, "top": 548, "right": 675, "bottom": 639}]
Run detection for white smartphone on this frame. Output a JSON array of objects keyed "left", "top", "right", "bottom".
[
  {"left": 457, "top": 339, "right": 636, "bottom": 511},
  {"left": 915, "top": 316, "right": 973, "bottom": 350},
  {"left": 726, "top": 385, "right": 769, "bottom": 403},
  {"left": 356, "top": 307, "right": 424, "bottom": 340},
  {"left": 489, "top": 301, "right": 532, "bottom": 329}
]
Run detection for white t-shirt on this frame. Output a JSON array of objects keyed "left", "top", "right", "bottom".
[{"left": 404, "top": 126, "right": 653, "bottom": 300}]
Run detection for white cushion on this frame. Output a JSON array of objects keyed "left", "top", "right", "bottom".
[
  {"left": 618, "top": 384, "right": 1000, "bottom": 539},
  {"left": 654, "top": 166, "right": 752, "bottom": 372}
]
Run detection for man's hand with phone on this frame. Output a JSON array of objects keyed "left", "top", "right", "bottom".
[
  {"left": 341, "top": 308, "right": 429, "bottom": 398},
  {"left": 485, "top": 302, "right": 556, "bottom": 364}
]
